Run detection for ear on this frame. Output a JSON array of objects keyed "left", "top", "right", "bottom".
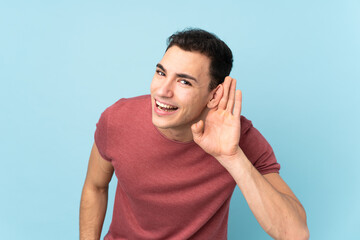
[{"left": 207, "top": 84, "right": 223, "bottom": 109}]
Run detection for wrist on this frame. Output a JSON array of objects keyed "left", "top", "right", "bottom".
[
  {"left": 217, "top": 148, "right": 254, "bottom": 182},
  {"left": 216, "top": 148, "right": 247, "bottom": 170}
]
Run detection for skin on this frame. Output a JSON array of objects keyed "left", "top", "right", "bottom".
[
  {"left": 80, "top": 143, "right": 114, "bottom": 240},
  {"left": 191, "top": 77, "right": 310, "bottom": 239},
  {"left": 150, "top": 46, "right": 219, "bottom": 142},
  {"left": 80, "top": 46, "right": 310, "bottom": 240}
]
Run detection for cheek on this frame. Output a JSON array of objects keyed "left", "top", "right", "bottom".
[
  {"left": 150, "top": 77, "right": 158, "bottom": 92},
  {"left": 178, "top": 90, "right": 193, "bottom": 103},
  {"left": 191, "top": 92, "right": 210, "bottom": 111},
  {"left": 182, "top": 92, "right": 203, "bottom": 110}
]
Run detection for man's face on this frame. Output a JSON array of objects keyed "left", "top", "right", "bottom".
[{"left": 150, "top": 46, "right": 215, "bottom": 136}]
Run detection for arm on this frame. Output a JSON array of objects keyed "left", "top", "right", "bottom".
[
  {"left": 191, "top": 77, "right": 309, "bottom": 240},
  {"left": 222, "top": 149, "right": 309, "bottom": 239},
  {"left": 80, "top": 143, "right": 114, "bottom": 240}
]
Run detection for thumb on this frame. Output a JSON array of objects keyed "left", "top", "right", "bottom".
[{"left": 191, "top": 120, "right": 204, "bottom": 141}]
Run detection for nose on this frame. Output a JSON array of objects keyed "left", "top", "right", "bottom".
[{"left": 156, "top": 77, "right": 174, "bottom": 98}]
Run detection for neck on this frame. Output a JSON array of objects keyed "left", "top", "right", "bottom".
[{"left": 156, "top": 125, "right": 194, "bottom": 142}]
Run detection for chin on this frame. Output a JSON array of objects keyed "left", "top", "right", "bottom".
[{"left": 152, "top": 115, "right": 170, "bottom": 129}]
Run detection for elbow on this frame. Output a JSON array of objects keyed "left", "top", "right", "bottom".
[
  {"left": 283, "top": 225, "right": 310, "bottom": 240},
  {"left": 300, "top": 226, "right": 310, "bottom": 240},
  {"left": 268, "top": 223, "right": 309, "bottom": 240},
  {"left": 295, "top": 228, "right": 310, "bottom": 240},
  {"left": 284, "top": 204, "right": 309, "bottom": 240},
  {"left": 296, "top": 209, "right": 310, "bottom": 240}
]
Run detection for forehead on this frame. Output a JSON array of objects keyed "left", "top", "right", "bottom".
[{"left": 160, "top": 46, "right": 211, "bottom": 80}]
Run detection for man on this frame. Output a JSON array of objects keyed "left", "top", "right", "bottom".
[{"left": 80, "top": 29, "right": 309, "bottom": 240}]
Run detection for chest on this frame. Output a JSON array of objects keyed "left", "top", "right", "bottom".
[{"left": 110, "top": 134, "right": 233, "bottom": 202}]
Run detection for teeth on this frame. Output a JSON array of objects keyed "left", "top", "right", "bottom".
[{"left": 156, "top": 100, "right": 177, "bottom": 109}]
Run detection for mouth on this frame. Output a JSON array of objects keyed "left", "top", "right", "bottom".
[{"left": 155, "top": 99, "right": 179, "bottom": 112}]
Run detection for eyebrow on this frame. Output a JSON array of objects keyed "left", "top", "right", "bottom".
[{"left": 156, "top": 63, "right": 198, "bottom": 83}]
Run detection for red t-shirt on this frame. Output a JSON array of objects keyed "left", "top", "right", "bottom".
[{"left": 95, "top": 95, "right": 280, "bottom": 240}]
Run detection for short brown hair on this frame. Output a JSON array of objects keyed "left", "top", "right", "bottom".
[{"left": 167, "top": 28, "right": 233, "bottom": 90}]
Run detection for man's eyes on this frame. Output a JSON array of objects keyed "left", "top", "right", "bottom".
[
  {"left": 180, "top": 80, "right": 192, "bottom": 86},
  {"left": 156, "top": 70, "right": 192, "bottom": 86},
  {"left": 156, "top": 70, "right": 165, "bottom": 76}
]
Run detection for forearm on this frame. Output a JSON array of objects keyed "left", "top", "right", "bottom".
[
  {"left": 80, "top": 183, "right": 109, "bottom": 240},
  {"left": 219, "top": 150, "right": 308, "bottom": 240}
]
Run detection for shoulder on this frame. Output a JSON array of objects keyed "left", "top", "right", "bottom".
[
  {"left": 101, "top": 94, "right": 151, "bottom": 120},
  {"left": 106, "top": 94, "right": 150, "bottom": 113},
  {"left": 239, "top": 116, "right": 280, "bottom": 174},
  {"left": 239, "top": 115, "right": 272, "bottom": 155},
  {"left": 100, "top": 94, "right": 151, "bottom": 127},
  {"left": 240, "top": 115, "right": 253, "bottom": 134}
]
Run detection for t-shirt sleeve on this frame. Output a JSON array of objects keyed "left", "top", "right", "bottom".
[
  {"left": 240, "top": 118, "right": 280, "bottom": 175},
  {"left": 94, "top": 107, "right": 112, "bottom": 162}
]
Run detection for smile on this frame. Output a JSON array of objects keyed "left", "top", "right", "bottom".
[
  {"left": 155, "top": 99, "right": 179, "bottom": 114},
  {"left": 156, "top": 100, "right": 178, "bottom": 110}
]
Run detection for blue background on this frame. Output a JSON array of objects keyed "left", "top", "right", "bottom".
[{"left": 1, "top": 0, "right": 359, "bottom": 239}]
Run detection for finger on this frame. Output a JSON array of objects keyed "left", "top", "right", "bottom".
[
  {"left": 233, "top": 90, "right": 242, "bottom": 118},
  {"left": 218, "top": 77, "right": 232, "bottom": 110},
  {"left": 226, "top": 78, "right": 237, "bottom": 113},
  {"left": 191, "top": 120, "right": 204, "bottom": 142}
]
